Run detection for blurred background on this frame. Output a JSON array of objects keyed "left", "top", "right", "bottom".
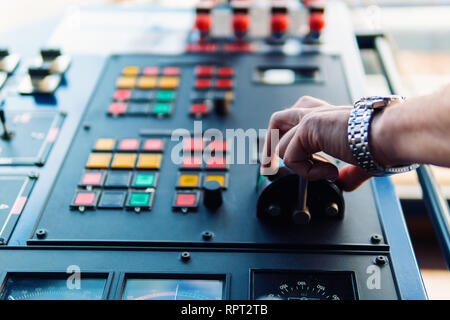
[{"left": 1, "top": 0, "right": 449, "bottom": 299}]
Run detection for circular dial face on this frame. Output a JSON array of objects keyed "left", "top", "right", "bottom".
[
  {"left": 253, "top": 271, "right": 356, "bottom": 301},
  {"left": 1, "top": 276, "right": 106, "bottom": 300}
]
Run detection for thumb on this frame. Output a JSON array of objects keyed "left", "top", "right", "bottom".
[{"left": 336, "top": 164, "right": 372, "bottom": 192}]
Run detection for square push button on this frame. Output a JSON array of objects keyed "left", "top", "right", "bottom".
[
  {"left": 126, "top": 103, "right": 152, "bottom": 115},
  {"left": 71, "top": 191, "right": 99, "bottom": 210},
  {"left": 152, "top": 103, "right": 172, "bottom": 116},
  {"left": 137, "top": 154, "right": 163, "bottom": 169},
  {"left": 118, "top": 139, "right": 140, "bottom": 152},
  {"left": 137, "top": 76, "right": 158, "bottom": 89},
  {"left": 130, "top": 90, "right": 155, "bottom": 101},
  {"left": 79, "top": 171, "right": 105, "bottom": 187},
  {"left": 162, "top": 66, "right": 180, "bottom": 76},
  {"left": 195, "top": 78, "right": 212, "bottom": 90},
  {"left": 206, "top": 157, "right": 227, "bottom": 170},
  {"left": 116, "top": 76, "right": 137, "bottom": 89},
  {"left": 108, "top": 102, "right": 127, "bottom": 115},
  {"left": 142, "top": 139, "right": 164, "bottom": 152},
  {"left": 190, "top": 103, "right": 209, "bottom": 117},
  {"left": 215, "top": 78, "right": 233, "bottom": 90},
  {"left": 181, "top": 156, "right": 202, "bottom": 170},
  {"left": 183, "top": 138, "right": 205, "bottom": 152},
  {"left": 86, "top": 153, "right": 112, "bottom": 169},
  {"left": 217, "top": 67, "right": 234, "bottom": 77},
  {"left": 132, "top": 172, "right": 158, "bottom": 188},
  {"left": 104, "top": 171, "right": 132, "bottom": 188},
  {"left": 94, "top": 138, "right": 116, "bottom": 151},
  {"left": 159, "top": 77, "right": 179, "bottom": 89},
  {"left": 177, "top": 173, "right": 201, "bottom": 189},
  {"left": 204, "top": 173, "right": 228, "bottom": 189},
  {"left": 122, "top": 66, "right": 140, "bottom": 76},
  {"left": 142, "top": 66, "right": 159, "bottom": 76},
  {"left": 113, "top": 89, "right": 131, "bottom": 101},
  {"left": 98, "top": 190, "right": 127, "bottom": 209},
  {"left": 173, "top": 191, "right": 200, "bottom": 211},
  {"left": 156, "top": 90, "right": 175, "bottom": 102},
  {"left": 111, "top": 153, "right": 137, "bottom": 169},
  {"left": 207, "top": 140, "right": 227, "bottom": 153},
  {"left": 126, "top": 191, "right": 155, "bottom": 211},
  {"left": 195, "top": 65, "right": 215, "bottom": 77}
]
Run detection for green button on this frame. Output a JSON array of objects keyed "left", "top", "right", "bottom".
[
  {"left": 129, "top": 192, "right": 151, "bottom": 206},
  {"left": 156, "top": 90, "right": 175, "bottom": 101},
  {"left": 135, "top": 173, "right": 155, "bottom": 187},
  {"left": 153, "top": 103, "right": 171, "bottom": 115}
]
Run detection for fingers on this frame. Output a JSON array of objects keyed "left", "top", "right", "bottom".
[
  {"left": 292, "top": 95, "right": 331, "bottom": 109},
  {"left": 336, "top": 164, "right": 372, "bottom": 191}
]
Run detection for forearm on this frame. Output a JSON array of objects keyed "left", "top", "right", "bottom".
[{"left": 371, "top": 85, "right": 450, "bottom": 167}]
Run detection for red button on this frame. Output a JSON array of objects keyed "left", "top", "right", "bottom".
[
  {"left": 207, "top": 157, "right": 227, "bottom": 169},
  {"left": 163, "top": 67, "right": 180, "bottom": 76},
  {"left": 81, "top": 172, "right": 103, "bottom": 186},
  {"left": 182, "top": 156, "right": 202, "bottom": 169},
  {"left": 108, "top": 102, "right": 127, "bottom": 115},
  {"left": 190, "top": 104, "right": 209, "bottom": 115},
  {"left": 217, "top": 67, "right": 234, "bottom": 77},
  {"left": 175, "top": 193, "right": 197, "bottom": 207},
  {"left": 195, "top": 13, "right": 212, "bottom": 33},
  {"left": 309, "top": 12, "right": 325, "bottom": 32},
  {"left": 271, "top": 13, "right": 290, "bottom": 33},
  {"left": 215, "top": 79, "right": 233, "bottom": 90},
  {"left": 233, "top": 13, "right": 250, "bottom": 33},
  {"left": 142, "top": 66, "right": 159, "bottom": 76},
  {"left": 183, "top": 138, "right": 205, "bottom": 152},
  {"left": 119, "top": 138, "right": 140, "bottom": 151},
  {"left": 208, "top": 140, "right": 227, "bottom": 152},
  {"left": 113, "top": 89, "right": 131, "bottom": 101},
  {"left": 143, "top": 139, "right": 164, "bottom": 152},
  {"left": 195, "top": 65, "right": 215, "bottom": 77},
  {"left": 195, "top": 78, "right": 212, "bottom": 90},
  {"left": 74, "top": 192, "right": 96, "bottom": 206}
]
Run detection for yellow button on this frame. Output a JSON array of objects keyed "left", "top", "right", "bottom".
[
  {"left": 94, "top": 138, "right": 115, "bottom": 151},
  {"left": 116, "top": 76, "right": 137, "bottom": 89},
  {"left": 86, "top": 153, "right": 112, "bottom": 169},
  {"left": 111, "top": 153, "right": 137, "bottom": 169},
  {"left": 205, "top": 175, "right": 225, "bottom": 187},
  {"left": 159, "top": 76, "right": 179, "bottom": 89},
  {"left": 178, "top": 174, "right": 200, "bottom": 188},
  {"left": 122, "top": 66, "right": 140, "bottom": 76},
  {"left": 137, "top": 153, "right": 162, "bottom": 169},
  {"left": 137, "top": 76, "right": 158, "bottom": 89}
]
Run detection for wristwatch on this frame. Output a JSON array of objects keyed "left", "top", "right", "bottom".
[{"left": 348, "top": 95, "right": 419, "bottom": 176}]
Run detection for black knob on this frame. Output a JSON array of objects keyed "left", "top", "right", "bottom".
[
  {"left": 28, "top": 62, "right": 52, "bottom": 78},
  {"left": 40, "top": 48, "right": 62, "bottom": 60},
  {"left": 213, "top": 92, "right": 231, "bottom": 116},
  {"left": 0, "top": 48, "right": 9, "bottom": 58},
  {"left": 203, "top": 180, "right": 223, "bottom": 209}
]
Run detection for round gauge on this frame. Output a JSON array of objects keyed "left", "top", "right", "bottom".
[
  {"left": 121, "top": 278, "right": 224, "bottom": 300},
  {"left": 253, "top": 271, "right": 356, "bottom": 300},
  {"left": 1, "top": 274, "right": 107, "bottom": 300}
]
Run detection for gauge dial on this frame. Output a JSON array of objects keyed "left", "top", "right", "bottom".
[
  {"left": 121, "top": 278, "right": 224, "bottom": 300},
  {"left": 1, "top": 274, "right": 107, "bottom": 300},
  {"left": 253, "top": 271, "right": 356, "bottom": 300}
]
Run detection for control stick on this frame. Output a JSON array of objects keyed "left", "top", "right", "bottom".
[{"left": 0, "top": 109, "right": 13, "bottom": 140}]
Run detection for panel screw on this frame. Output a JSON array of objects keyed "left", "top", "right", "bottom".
[
  {"left": 181, "top": 252, "right": 191, "bottom": 262},
  {"left": 83, "top": 123, "right": 91, "bottom": 130},
  {"left": 36, "top": 229, "right": 47, "bottom": 239},
  {"left": 371, "top": 234, "right": 382, "bottom": 244},
  {"left": 202, "top": 231, "right": 213, "bottom": 241},
  {"left": 375, "top": 256, "right": 387, "bottom": 265}
]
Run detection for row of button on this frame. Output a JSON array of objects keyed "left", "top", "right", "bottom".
[
  {"left": 117, "top": 76, "right": 180, "bottom": 90},
  {"left": 94, "top": 138, "right": 165, "bottom": 152},
  {"left": 80, "top": 170, "right": 158, "bottom": 188},
  {"left": 195, "top": 66, "right": 234, "bottom": 78},
  {"left": 195, "top": 78, "right": 233, "bottom": 90},
  {"left": 114, "top": 89, "right": 176, "bottom": 102},
  {"left": 108, "top": 102, "right": 172, "bottom": 116},
  {"left": 86, "top": 152, "right": 163, "bottom": 169},
  {"left": 71, "top": 189, "right": 155, "bottom": 211},
  {"left": 177, "top": 172, "right": 228, "bottom": 189},
  {"left": 122, "top": 66, "right": 180, "bottom": 77}
]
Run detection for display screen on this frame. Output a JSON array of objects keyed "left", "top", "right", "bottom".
[
  {"left": 121, "top": 276, "right": 224, "bottom": 300},
  {"left": 0, "top": 273, "right": 107, "bottom": 300},
  {"left": 254, "top": 66, "right": 321, "bottom": 85},
  {"left": 252, "top": 270, "right": 357, "bottom": 300}
]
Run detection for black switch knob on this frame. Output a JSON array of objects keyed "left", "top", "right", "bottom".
[
  {"left": 203, "top": 180, "right": 223, "bottom": 209},
  {"left": 0, "top": 48, "right": 9, "bottom": 58},
  {"left": 213, "top": 92, "right": 231, "bottom": 116},
  {"left": 28, "top": 62, "right": 52, "bottom": 78},
  {"left": 40, "top": 48, "right": 62, "bottom": 60}
]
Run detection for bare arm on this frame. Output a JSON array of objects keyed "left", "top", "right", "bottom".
[{"left": 262, "top": 84, "right": 450, "bottom": 191}]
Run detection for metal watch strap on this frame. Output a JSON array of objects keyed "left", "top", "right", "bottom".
[{"left": 348, "top": 96, "right": 419, "bottom": 176}]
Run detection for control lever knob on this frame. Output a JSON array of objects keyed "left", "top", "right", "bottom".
[
  {"left": 40, "top": 48, "right": 62, "bottom": 61},
  {"left": 203, "top": 180, "right": 223, "bottom": 210}
]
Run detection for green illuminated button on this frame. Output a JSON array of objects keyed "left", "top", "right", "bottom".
[
  {"left": 152, "top": 103, "right": 171, "bottom": 115},
  {"left": 156, "top": 90, "right": 175, "bottom": 101},
  {"left": 133, "top": 172, "right": 157, "bottom": 188},
  {"left": 126, "top": 191, "right": 154, "bottom": 211}
]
